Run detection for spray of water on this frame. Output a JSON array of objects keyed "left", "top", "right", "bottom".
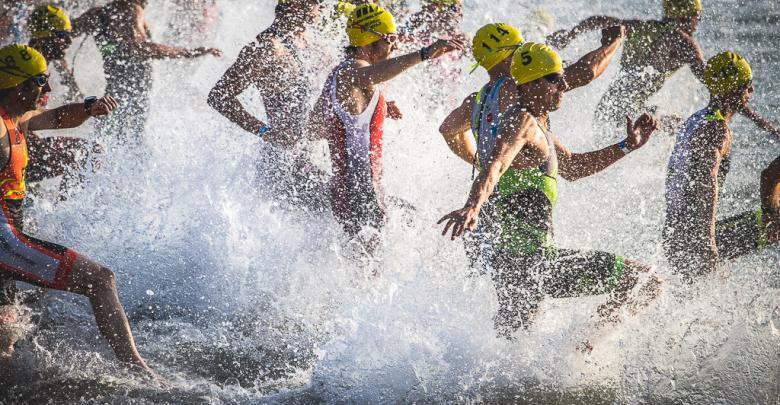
[{"left": 0, "top": 0, "right": 777, "bottom": 402}]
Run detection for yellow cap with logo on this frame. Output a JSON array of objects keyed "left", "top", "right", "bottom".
[
  {"left": 28, "top": 5, "right": 72, "bottom": 39},
  {"left": 704, "top": 51, "right": 752, "bottom": 96},
  {"left": 0, "top": 45, "right": 48, "bottom": 90},
  {"left": 472, "top": 23, "right": 524, "bottom": 72},
  {"left": 347, "top": 4, "right": 396, "bottom": 47},
  {"left": 510, "top": 42, "right": 563, "bottom": 85},
  {"left": 663, "top": 0, "right": 702, "bottom": 18}
]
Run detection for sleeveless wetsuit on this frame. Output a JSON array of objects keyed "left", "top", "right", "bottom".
[
  {"left": 92, "top": 6, "right": 153, "bottom": 142},
  {"left": 320, "top": 62, "right": 387, "bottom": 235},
  {"left": 595, "top": 21, "right": 677, "bottom": 125},
  {"left": 478, "top": 107, "right": 628, "bottom": 334},
  {"left": 0, "top": 108, "right": 79, "bottom": 306},
  {"left": 663, "top": 108, "right": 769, "bottom": 275}
]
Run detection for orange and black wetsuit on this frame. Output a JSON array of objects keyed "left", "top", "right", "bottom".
[{"left": 0, "top": 107, "right": 78, "bottom": 305}]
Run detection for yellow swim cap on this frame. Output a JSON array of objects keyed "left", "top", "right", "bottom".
[
  {"left": 472, "top": 23, "right": 524, "bottom": 72},
  {"left": 28, "top": 5, "right": 72, "bottom": 39},
  {"left": 663, "top": 0, "right": 702, "bottom": 18},
  {"left": 510, "top": 42, "right": 563, "bottom": 85},
  {"left": 347, "top": 4, "right": 396, "bottom": 47},
  {"left": 704, "top": 51, "right": 752, "bottom": 96},
  {"left": 0, "top": 45, "right": 48, "bottom": 90},
  {"left": 336, "top": 1, "right": 357, "bottom": 17}
]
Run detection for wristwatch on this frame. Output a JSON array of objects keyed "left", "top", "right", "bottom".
[
  {"left": 617, "top": 139, "right": 631, "bottom": 155},
  {"left": 83, "top": 96, "right": 98, "bottom": 115}
]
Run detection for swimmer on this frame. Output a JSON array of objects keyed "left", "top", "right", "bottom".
[
  {"left": 72, "top": 0, "right": 222, "bottom": 143},
  {"left": 439, "top": 23, "right": 626, "bottom": 270},
  {"left": 548, "top": 0, "right": 780, "bottom": 137},
  {"left": 209, "top": 0, "right": 329, "bottom": 211},
  {"left": 309, "top": 3, "right": 464, "bottom": 246},
  {"left": 438, "top": 43, "right": 661, "bottom": 336},
  {"left": 26, "top": 5, "right": 100, "bottom": 195},
  {"left": 663, "top": 51, "right": 780, "bottom": 281},
  {"left": 0, "top": 44, "right": 155, "bottom": 377}
]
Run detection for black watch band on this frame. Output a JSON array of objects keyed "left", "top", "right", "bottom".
[
  {"left": 420, "top": 46, "right": 431, "bottom": 61},
  {"left": 83, "top": 96, "right": 98, "bottom": 115}
]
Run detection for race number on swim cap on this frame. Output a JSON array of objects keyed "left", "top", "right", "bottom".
[
  {"left": 346, "top": 4, "right": 396, "bottom": 47},
  {"left": 28, "top": 5, "right": 72, "bottom": 39},
  {"left": 0, "top": 45, "right": 48, "bottom": 90},
  {"left": 510, "top": 42, "right": 563, "bottom": 85},
  {"left": 663, "top": 0, "right": 702, "bottom": 18},
  {"left": 472, "top": 23, "right": 524, "bottom": 72},
  {"left": 704, "top": 51, "right": 753, "bottom": 96}
]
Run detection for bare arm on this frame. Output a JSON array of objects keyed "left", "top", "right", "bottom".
[
  {"left": 437, "top": 112, "right": 535, "bottom": 240},
  {"left": 132, "top": 5, "right": 220, "bottom": 59},
  {"left": 207, "top": 45, "right": 267, "bottom": 135},
  {"left": 547, "top": 16, "right": 626, "bottom": 49},
  {"left": 557, "top": 114, "right": 658, "bottom": 181},
  {"left": 27, "top": 96, "right": 118, "bottom": 131},
  {"left": 439, "top": 94, "right": 477, "bottom": 164},
  {"left": 741, "top": 105, "right": 780, "bottom": 138},
  {"left": 352, "top": 38, "right": 464, "bottom": 88},
  {"left": 563, "top": 26, "right": 625, "bottom": 90}
]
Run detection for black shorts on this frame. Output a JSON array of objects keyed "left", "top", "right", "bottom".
[{"left": 664, "top": 209, "right": 766, "bottom": 274}]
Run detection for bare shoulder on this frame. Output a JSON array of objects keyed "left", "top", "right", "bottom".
[{"left": 502, "top": 108, "right": 536, "bottom": 136}]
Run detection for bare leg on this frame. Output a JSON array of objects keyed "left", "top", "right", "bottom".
[
  {"left": 0, "top": 305, "right": 19, "bottom": 358},
  {"left": 597, "top": 259, "right": 662, "bottom": 324},
  {"left": 65, "top": 255, "right": 152, "bottom": 374}
]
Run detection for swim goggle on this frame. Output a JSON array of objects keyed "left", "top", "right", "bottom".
[
  {"left": 349, "top": 22, "right": 399, "bottom": 45},
  {"left": 28, "top": 74, "right": 49, "bottom": 87}
]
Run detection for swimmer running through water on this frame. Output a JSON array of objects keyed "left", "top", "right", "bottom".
[
  {"left": 309, "top": 3, "right": 464, "bottom": 250},
  {"left": 438, "top": 43, "right": 661, "bottom": 336},
  {"left": 72, "top": 0, "right": 222, "bottom": 143},
  {"left": 439, "top": 22, "right": 626, "bottom": 270},
  {"left": 25, "top": 5, "right": 101, "bottom": 196},
  {"left": 0, "top": 44, "right": 156, "bottom": 378},
  {"left": 663, "top": 51, "right": 780, "bottom": 281},
  {"left": 548, "top": 0, "right": 780, "bottom": 138}
]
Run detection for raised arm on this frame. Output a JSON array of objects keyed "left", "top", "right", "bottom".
[
  {"left": 741, "top": 105, "right": 780, "bottom": 138},
  {"left": 438, "top": 111, "right": 536, "bottom": 240},
  {"left": 207, "top": 45, "right": 267, "bottom": 135},
  {"left": 131, "top": 4, "right": 221, "bottom": 59},
  {"left": 563, "top": 26, "right": 625, "bottom": 90},
  {"left": 26, "top": 96, "right": 117, "bottom": 131},
  {"left": 352, "top": 38, "right": 464, "bottom": 88},
  {"left": 557, "top": 114, "right": 657, "bottom": 181},
  {"left": 439, "top": 93, "right": 477, "bottom": 164},
  {"left": 547, "top": 16, "right": 625, "bottom": 49}
]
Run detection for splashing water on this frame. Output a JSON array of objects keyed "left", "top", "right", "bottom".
[{"left": 1, "top": 0, "right": 778, "bottom": 403}]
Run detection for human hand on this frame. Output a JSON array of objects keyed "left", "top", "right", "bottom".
[
  {"left": 386, "top": 100, "right": 402, "bottom": 120},
  {"left": 89, "top": 96, "right": 119, "bottom": 117},
  {"left": 425, "top": 38, "right": 466, "bottom": 60},
  {"left": 600, "top": 25, "right": 625, "bottom": 47},
  {"left": 437, "top": 204, "right": 480, "bottom": 241},
  {"left": 624, "top": 113, "right": 658, "bottom": 151}
]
